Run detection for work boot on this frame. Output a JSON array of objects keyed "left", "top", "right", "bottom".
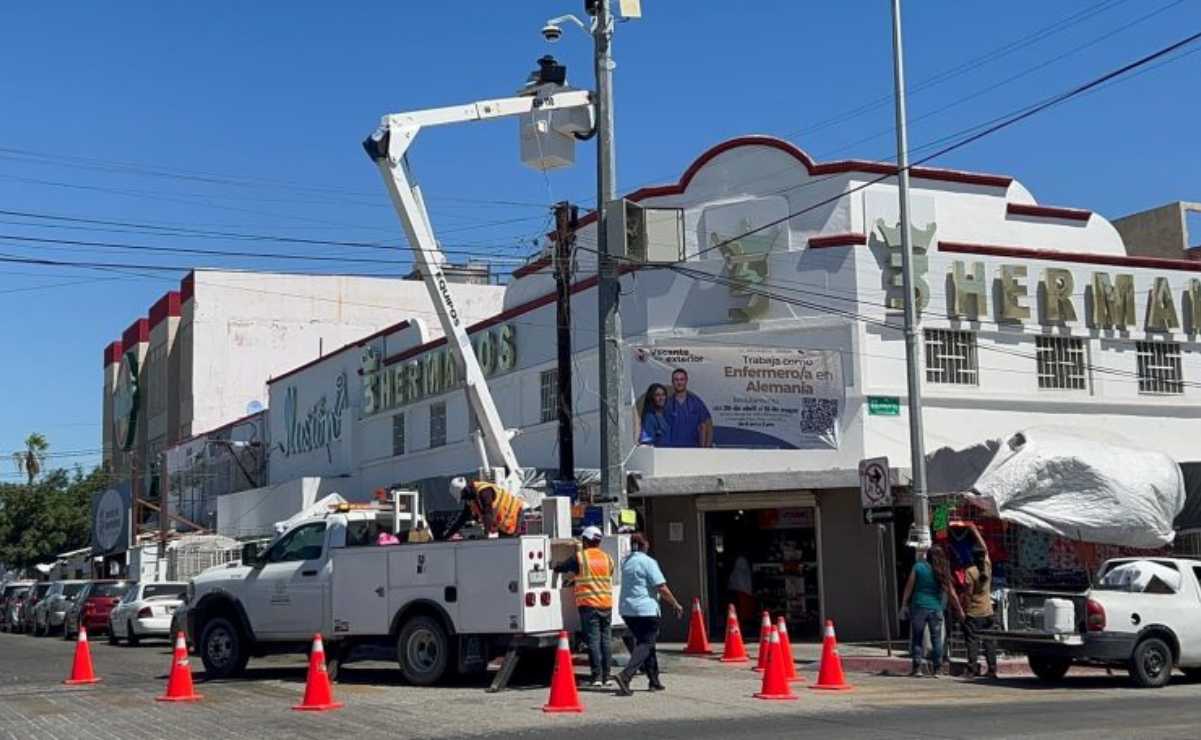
[
  {"left": 648, "top": 673, "right": 665, "bottom": 691},
  {"left": 908, "top": 663, "right": 922, "bottom": 678},
  {"left": 612, "top": 673, "right": 633, "bottom": 697}
]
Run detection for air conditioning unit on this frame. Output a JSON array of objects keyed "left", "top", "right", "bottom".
[{"left": 606, "top": 199, "right": 685, "bottom": 264}]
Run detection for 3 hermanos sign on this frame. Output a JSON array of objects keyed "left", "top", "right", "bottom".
[
  {"left": 113, "top": 351, "right": 140, "bottom": 451},
  {"left": 360, "top": 323, "right": 517, "bottom": 416},
  {"left": 91, "top": 484, "right": 132, "bottom": 555}
]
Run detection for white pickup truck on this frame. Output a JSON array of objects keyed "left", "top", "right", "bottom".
[
  {"left": 186, "top": 495, "right": 625, "bottom": 687},
  {"left": 988, "top": 557, "right": 1201, "bottom": 688}
]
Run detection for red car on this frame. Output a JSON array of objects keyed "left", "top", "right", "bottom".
[{"left": 63, "top": 580, "right": 132, "bottom": 638}]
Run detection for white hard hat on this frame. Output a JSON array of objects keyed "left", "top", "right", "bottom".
[
  {"left": 450, "top": 476, "right": 469, "bottom": 500},
  {"left": 581, "top": 526, "right": 603, "bottom": 542}
]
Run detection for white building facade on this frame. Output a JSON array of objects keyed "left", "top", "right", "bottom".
[{"left": 253, "top": 136, "right": 1201, "bottom": 641}]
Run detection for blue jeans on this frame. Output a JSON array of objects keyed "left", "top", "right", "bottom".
[
  {"left": 579, "top": 606, "right": 612, "bottom": 681},
  {"left": 909, "top": 607, "right": 944, "bottom": 671}
]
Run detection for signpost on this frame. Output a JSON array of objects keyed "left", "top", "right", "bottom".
[{"left": 859, "top": 457, "right": 894, "bottom": 655}]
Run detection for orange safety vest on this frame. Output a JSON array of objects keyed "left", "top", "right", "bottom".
[
  {"left": 468, "top": 482, "right": 525, "bottom": 536},
  {"left": 574, "top": 546, "right": 614, "bottom": 610}
]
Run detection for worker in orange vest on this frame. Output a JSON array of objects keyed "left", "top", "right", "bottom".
[
  {"left": 553, "top": 526, "right": 615, "bottom": 686},
  {"left": 443, "top": 477, "right": 525, "bottom": 539}
]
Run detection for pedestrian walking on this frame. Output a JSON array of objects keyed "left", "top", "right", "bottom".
[
  {"left": 552, "top": 526, "right": 615, "bottom": 686},
  {"left": 900, "top": 545, "right": 963, "bottom": 677},
  {"left": 612, "top": 533, "right": 684, "bottom": 696},
  {"left": 959, "top": 524, "right": 998, "bottom": 678}
]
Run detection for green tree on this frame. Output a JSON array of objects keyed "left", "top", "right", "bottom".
[
  {"left": 0, "top": 466, "right": 102, "bottom": 571},
  {"left": 11, "top": 432, "right": 49, "bottom": 486}
]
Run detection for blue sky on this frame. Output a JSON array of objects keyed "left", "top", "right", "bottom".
[{"left": 1, "top": 0, "right": 1198, "bottom": 475}]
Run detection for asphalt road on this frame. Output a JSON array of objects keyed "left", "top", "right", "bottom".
[{"left": 4, "top": 629, "right": 1201, "bottom": 739}]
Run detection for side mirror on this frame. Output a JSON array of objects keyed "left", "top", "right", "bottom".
[{"left": 241, "top": 542, "right": 263, "bottom": 566}]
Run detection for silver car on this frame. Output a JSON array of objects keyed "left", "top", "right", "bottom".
[{"left": 32, "top": 580, "right": 87, "bottom": 636}]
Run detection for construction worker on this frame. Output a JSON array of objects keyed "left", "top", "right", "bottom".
[
  {"left": 552, "top": 526, "right": 615, "bottom": 687},
  {"left": 442, "top": 476, "right": 525, "bottom": 539}
]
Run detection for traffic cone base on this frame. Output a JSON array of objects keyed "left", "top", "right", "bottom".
[
  {"left": 682, "top": 597, "right": 713, "bottom": 655},
  {"left": 64, "top": 627, "right": 101, "bottom": 685},
  {"left": 293, "top": 634, "right": 343, "bottom": 711},
  {"left": 809, "top": 619, "right": 854, "bottom": 692},
  {"left": 157, "top": 632, "right": 202, "bottom": 702},
  {"left": 542, "top": 631, "right": 584, "bottom": 713},
  {"left": 753, "top": 626, "right": 797, "bottom": 701},
  {"left": 718, "top": 605, "right": 749, "bottom": 663}
]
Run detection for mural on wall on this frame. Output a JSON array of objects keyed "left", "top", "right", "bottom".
[
  {"left": 700, "top": 197, "right": 791, "bottom": 323},
  {"left": 114, "top": 351, "right": 140, "bottom": 452},
  {"left": 630, "top": 344, "right": 843, "bottom": 450},
  {"left": 276, "top": 371, "right": 348, "bottom": 463}
]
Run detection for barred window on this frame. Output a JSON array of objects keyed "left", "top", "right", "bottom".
[
  {"left": 540, "top": 369, "right": 558, "bottom": 424},
  {"left": 924, "top": 329, "right": 978, "bottom": 385},
  {"left": 429, "top": 402, "right": 447, "bottom": 448},
  {"left": 392, "top": 413, "right": 405, "bottom": 457},
  {"left": 1035, "top": 336, "right": 1087, "bottom": 391},
  {"left": 1136, "top": 341, "right": 1183, "bottom": 395}
]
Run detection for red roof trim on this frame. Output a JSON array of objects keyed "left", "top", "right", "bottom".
[
  {"left": 1006, "top": 203, "right": 1092, "bottom": 223},
  {"left": 149, "top": 291, "right": 181, "bottom": 329},
  {"left": 267, "top": 320, "right": 413, "bottom": 386},
  {"left": 808, "top": 233, "right": 868, "bottom": 249},
  {"left": 511, "top": 136, "right": 1012, "bottom": 279},
  {"left": 938, "top": 241, "right": 1201, "bottom": 272},
  {"left": 122, "top": 318, "right": 149, "bottom": 348},
  {"left": 180, "top": 271, "right": 195, "bottom": 303},
  {"left": 103, "top": 340, "right": 124, "bottom": 367}
]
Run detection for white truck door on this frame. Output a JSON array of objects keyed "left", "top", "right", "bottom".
[
  {"left": 331, "top": 548, "right": 391, "bottom": 637},
  {"left": 245, "top": 521, "right": 329, "bottom": 637},
  {"left": 453, "top": 539, "right": 526, "bottom": 634}
]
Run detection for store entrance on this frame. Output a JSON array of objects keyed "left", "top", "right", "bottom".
[{"left": 704, "top": 507, "right": 821, "bottom": 641}]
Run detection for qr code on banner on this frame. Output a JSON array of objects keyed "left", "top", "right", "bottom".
[{"left": 800, "top": 398, "right": 839, "bottom": 437}]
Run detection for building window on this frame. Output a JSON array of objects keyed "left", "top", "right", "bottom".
[
  {"left": 392, "top": 413, "right": 405, "bottom": 457},
  {"left": 1035, "top": 336, "right": 1087, "bottom": 391},
  {"left": 924, "top": 329, "right": 978, "bottom": 385},
  {"left": 1137, "top": 341, "right": 1184, "bottom": 395},
  {"left": 540, "top": 369, "right": 558, "bottom": 424},
  {"left": 429, "top": 402, "right": 447, "bottom": 448}
]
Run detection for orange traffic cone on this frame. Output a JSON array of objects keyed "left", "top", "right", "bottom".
[
  {"left": 292, "top": 634, "right": 344, "bottom": 711},
  {"left": 683, "top": 597, "right": 712, "bottom": 655},
  {"left": 776, "top": 617, "right": 802, "bottom": 683},
  {"left": 719, "top": 605, "right": 749, "bottom": 663},
  {"left": 810, "top": 620, "right": 854, "bottom": 691},
  {"left": 753, "top": 626, "right": 797, "bottom": 701},
  {"left": 157, "top": 631, "right": 202, "bottom": 702},
  {"left": 542, "top": 630, "right": 584, "bottom": 713},
  {"left": 64, "top": 625, "right": 101, "bottom": 685},
  {"left": 752, "top": 611, "right": 772, "bottom": 672}
]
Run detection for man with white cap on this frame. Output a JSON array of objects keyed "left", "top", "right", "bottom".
[
  {"left": 552, "top": 526, "right": 615, "bottom": 686},
  {"left": 442, "top": 476, "right": 525, "bottom": 540}
]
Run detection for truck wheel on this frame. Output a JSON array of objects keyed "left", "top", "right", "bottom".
[
  {"left": 397, "top": 616, "right": 450, "bottom": 686},
  {"left": 199, "top": 617, "right": 249, "bottom": 680},
  {"left": 1129, "top": 637, "right": 1173, "bottom": 689},
  {"left": 1028, "top": 655, "right": 1071, "bottom": 682}
]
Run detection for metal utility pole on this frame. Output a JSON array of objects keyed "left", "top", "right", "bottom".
[
  {"left": 890, "top": 0, "right": 930, "bottom": 548},
  {"left": 158, "top": 449, "right": 170, "bottom": 580},
  {"left": 592, "top": 0, "right": 624, "bottom": 506},
  {"left": 553, "top": 201, "right": 578, "bottom": 483}
]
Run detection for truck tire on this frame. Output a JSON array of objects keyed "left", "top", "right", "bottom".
[
  {"left": 397, "top": 616, "right": 451, "bottom": 686},
  {"left": 1028, "top": 655, "right": 1071, "bottom": 682},
  {"left": 1129, "top": 637, "right": 1173, "bottom": 689},
  {"left": 199, "top": 616, "right": 249, "bottom": 680}
]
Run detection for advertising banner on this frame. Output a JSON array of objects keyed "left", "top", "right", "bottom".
[
  {"left": 630, "top": 345, "right": 843, "bottom": 449},
  {"left": 91, "top": 482, "right": 132, "bottom": 555}
]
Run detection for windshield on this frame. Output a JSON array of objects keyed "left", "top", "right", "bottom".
[
  {"left": 1096, "top": 561, "right": 1180, "bottom": 593},
  {"left": 91, "top": 582, "right": 131, "bottom": 598},
  {"left": 32, "top": 584, "right": 50, "bottom": 597},
  {"left": 62, "top": 583, "right": 86, "bottom": 598},
  {"left": 143, "top": 584, "right": 186, "bottom": 600}
]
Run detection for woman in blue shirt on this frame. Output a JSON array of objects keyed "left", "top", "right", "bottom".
[
  {"left": 612, "top": 533, "right": 684, "bottom": 696},
  {"left": 637, "top": 383, "right": 672, "bottom": 447},
  {"left": 900, "top": 546, "right": 963, "bottom": 677}
]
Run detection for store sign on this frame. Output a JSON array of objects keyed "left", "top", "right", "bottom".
[
  {"left": 873, "top": 220, "right": 1201, "bottom": 333},
  {"left": 631, "top": 345, "right": 843, "bottom": 449},
  {"left": 867, "top": 396, "right": 900, "bottom": 416},
  {"left": 91, "top": 484, "right": 132, "bottom": 555},
  {"left": 361, "top": 323, "right": 517, "bottom": 416},
  {"left": 277, "top": 371, "right": 348, "bottom": 462},
  {"left": 113, "top": 351, "right": 140, "bottom": 451}
]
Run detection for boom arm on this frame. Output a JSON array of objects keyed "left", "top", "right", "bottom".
[{"left": 364, "top": 88, "right": 593, "bottom": 496}]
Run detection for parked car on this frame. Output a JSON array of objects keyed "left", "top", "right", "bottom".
[
  {"left": 32, "top": 580, "right": 87, "bottom": 636},
  {"left": 19, "top": 582, "right": 51, "bottom": 634},
  {"left": 63, "top": 581, "right": 131, "bottom": 639},
  {"left": 1, "top": 583, "right": 33, "bottom": 632},
  {"left": 108, "top": 581, "right": 187, "bottom": 646}
]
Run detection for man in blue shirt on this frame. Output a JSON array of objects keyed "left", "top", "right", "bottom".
[
  {"left": 663, "top": 369, "right": 713, "bottom": 448},
  {"left": 613, "top": 534, "right": 684, "bottom": 696}
]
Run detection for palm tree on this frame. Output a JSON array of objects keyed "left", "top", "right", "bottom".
[{"left": 12, "top": 433, "right": 49, "bottom": 486}]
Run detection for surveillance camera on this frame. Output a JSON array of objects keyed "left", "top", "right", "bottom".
[{"left": 541, "top": 23, "right": 562, "bottom": 42}]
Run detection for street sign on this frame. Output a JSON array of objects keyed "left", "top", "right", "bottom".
[
  {"left": 867, "top": 396, "right": 900, "bottom": 416},
  {"left": 858, "top": 457, "right": 893, "bottom": 509},
  {"left": 863, "top": 507, "right": 895, "bottom": 525}
]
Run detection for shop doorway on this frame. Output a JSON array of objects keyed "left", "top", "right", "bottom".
[{"left": 704, "top": 507, "right": 821, "bottom": 641}]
